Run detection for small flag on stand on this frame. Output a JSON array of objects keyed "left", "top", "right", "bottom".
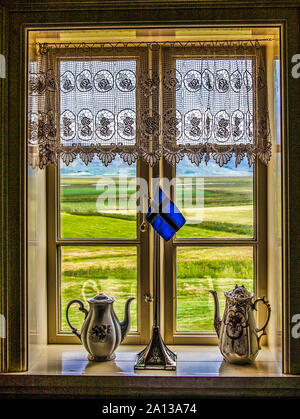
[{"left": 145, "top": 187, "right": 186, "bottom": 241}]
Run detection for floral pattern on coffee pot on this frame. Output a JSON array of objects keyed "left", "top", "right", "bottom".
[
  {"left": 66, "top": 293, "right": 135, "bottom": 361},
  {"left": 209, "top": 285, "right": 271, "bottom": 364}
]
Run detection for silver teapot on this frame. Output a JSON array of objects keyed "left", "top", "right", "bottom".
[
  {"left": 66, "top": 293, "right": 135, "bottom": 361},
  {"left": 209, "top": 285, "right": 271, "bottom": 364}
]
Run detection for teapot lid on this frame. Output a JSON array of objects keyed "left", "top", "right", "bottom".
[
  {"left": 87, "top": 293, "right": 115, "bottom": 304},
  {"left": 224, "top": 285, "right": 254, "bottom": 302}
]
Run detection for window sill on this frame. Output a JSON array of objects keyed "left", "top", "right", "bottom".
[{"left": 0, "top": 345, "right": 299, "bottom": 398}]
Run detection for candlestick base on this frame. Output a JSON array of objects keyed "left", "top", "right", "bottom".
[{"left": 134, "top": 326, "right": 177, "bottom": 370}]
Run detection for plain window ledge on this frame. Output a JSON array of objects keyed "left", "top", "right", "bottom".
[{"left": 1, "top": 345, "right": 299, "bottom": 398}]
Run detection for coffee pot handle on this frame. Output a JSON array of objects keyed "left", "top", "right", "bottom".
[
  {"left": 252, "top": 296, "right": 271, "bottom": 349},
  {"left": 66, "top": 299, "right": 89, "bottom": 340}
]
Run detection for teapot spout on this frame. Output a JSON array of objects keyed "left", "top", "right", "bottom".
[
  {"left": 209, "top": 290, "right": 222, "bottom": 338},
  {"left": 120, "top": 297, "right": 135, "bottom": 343}
]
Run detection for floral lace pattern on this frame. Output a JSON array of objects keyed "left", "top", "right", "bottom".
[{"left": 28, "top": 41, "right": 271, "bottom": 169}]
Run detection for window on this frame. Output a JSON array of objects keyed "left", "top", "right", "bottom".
[
  {"left": 159, "top": 50, "right": 267, "bottom": 344},
  {"left": 44, "top": 42, "right": 267, "bottom": 344},
  {"left": 47, "top": 155, "right": 153, "bottom": 344},
  {"left": 163, "top": 156, "right": 266, "bottom": 344},
  {"left": 46, "top": 53, "right": 151, "bottom": 344}
]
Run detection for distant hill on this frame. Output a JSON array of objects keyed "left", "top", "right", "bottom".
[{"left": 60, "top": 155, "right": 252, "bottom": 178}]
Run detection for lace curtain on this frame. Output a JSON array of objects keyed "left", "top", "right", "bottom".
[{"left": 28, "top": 40, "right": 271, "bottom": 169}]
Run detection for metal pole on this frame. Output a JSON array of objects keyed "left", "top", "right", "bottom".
[
  {"left": 134, "top": 222, "right": 176, "bottom": 370},
  {"left": 153, "top": 229, "right": 160, "bottom": 328}
]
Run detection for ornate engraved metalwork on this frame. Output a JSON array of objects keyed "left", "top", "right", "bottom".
[{"left": 134, "top": 326, "right": 177, "bottom": 370}]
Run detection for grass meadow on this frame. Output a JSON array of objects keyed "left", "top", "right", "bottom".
[{"left": 60, "top": 175, "right": 254, "bottom": 332}]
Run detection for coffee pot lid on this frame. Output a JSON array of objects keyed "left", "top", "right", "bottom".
[
  {"left": 224, "top": 284, "right": 254, "bottom": 301},
  {"left": 87, "top": 293, "right": 115, "bottom": 304}
]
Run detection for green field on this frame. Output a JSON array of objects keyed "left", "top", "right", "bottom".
[{"left": 60, "top": 175, "right": 254, "bottom": 332}]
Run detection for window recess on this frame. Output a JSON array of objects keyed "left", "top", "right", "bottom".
[{"left": 27, "top": 39, "right": 271, "bottom": 344}]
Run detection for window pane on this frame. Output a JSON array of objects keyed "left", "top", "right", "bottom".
[
  {"left": 60, "top": 246, "right": 137, "bottom": 332},
  {"left": 175, "top": 156, "right": 253, "bottom": 238},
  {"left": 176, "top": 246, "right": 254, "bottom": 332},
  {"left": 60, "top": 156, "right": 137, "bottom": 238}
]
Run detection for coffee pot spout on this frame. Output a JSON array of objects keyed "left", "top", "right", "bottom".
[
  {"left": 209, "top": 290, "right": 222, "bottom": 338},
  {"left": 120, "top": 297, "right": 135, "bottom": 342}
]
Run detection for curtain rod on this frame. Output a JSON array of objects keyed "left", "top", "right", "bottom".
[{"left": 37, "top": 38, "right": 273, "bottom": 52}]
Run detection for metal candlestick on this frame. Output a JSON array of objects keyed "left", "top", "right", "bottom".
[{"left": 134, "top": 229, "right": 177, "bottom": 370}]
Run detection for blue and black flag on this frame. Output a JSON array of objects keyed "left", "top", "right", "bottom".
[{"left": 145, "top": 187, "right": 186, "bottom": 241}]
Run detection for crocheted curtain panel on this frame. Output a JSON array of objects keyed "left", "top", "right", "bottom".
[{"left": 28, "top": 40, "right": 271, "bottom": 169}]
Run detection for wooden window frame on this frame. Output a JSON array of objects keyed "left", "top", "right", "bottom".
[
  {"left": 159, "top": 49, "right": 268, "bottom": 344},
  {"left": 162, "top": 147, "right": 267, "bottom": 345},
  {"left": 47, "top": 158, "right": 152, "bottom": 344},
  {"left": 46, "top": 50, "right": 152, "bottom": 344},
  {"left": 46, "top": 44, "right": 268, "bottom": 346}
]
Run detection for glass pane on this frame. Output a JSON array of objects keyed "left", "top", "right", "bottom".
[
  {"left": 60, "top": 156, "right": 137, "bottom": 238},
  {"left": 175, "top": 156, "right": 253, "bottom": 238},
  {"left": 176, "top": 246, "right": 254, "bottom": 332},
  {"left": 60, "top": 246, "right": 137, "bottom": 332}
]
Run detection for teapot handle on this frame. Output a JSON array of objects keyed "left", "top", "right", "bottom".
[
  {"left": 66, "top": 299, "right": 89, "bottom": 340},
  {"left": 252, "top": 296, "right": 271, "bottom": 349}
]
